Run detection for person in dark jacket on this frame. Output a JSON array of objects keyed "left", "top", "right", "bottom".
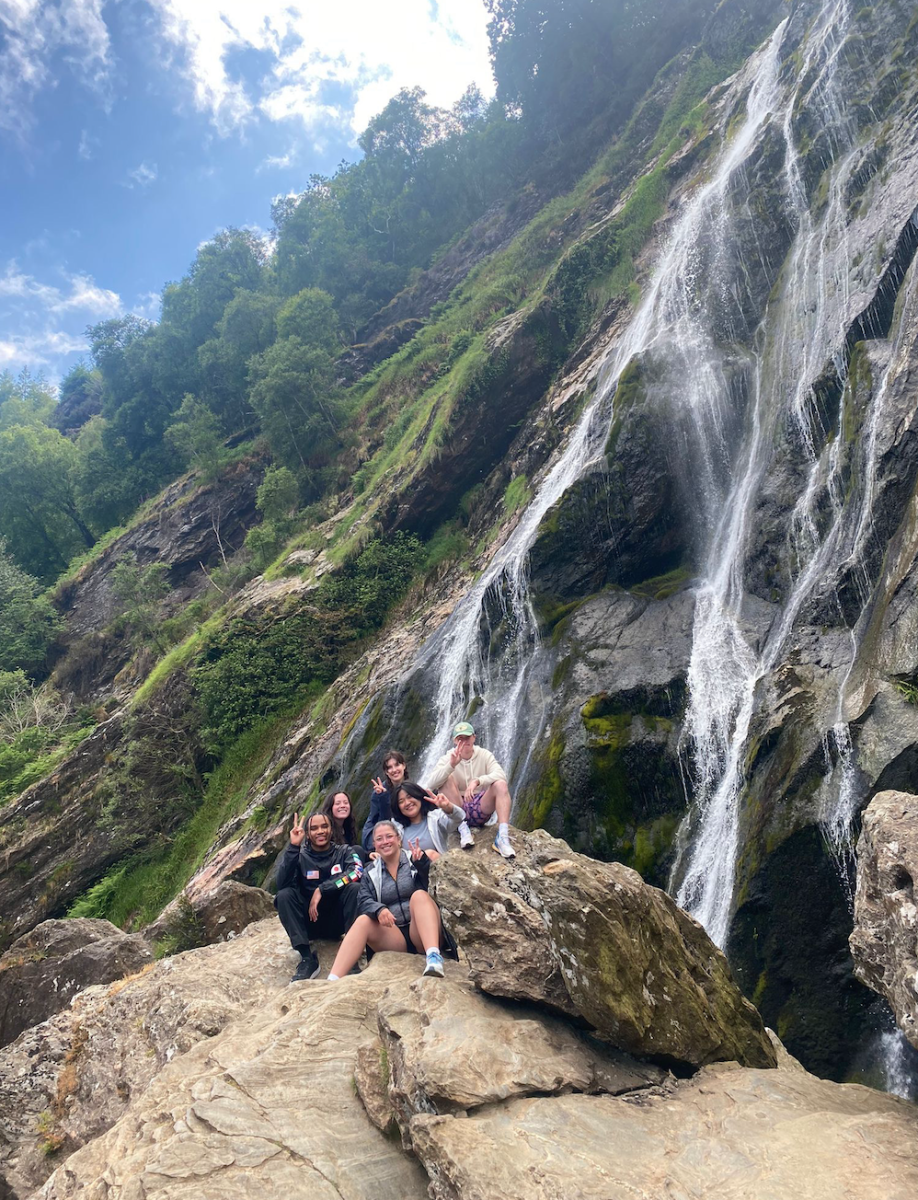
[
  {"left": 275, "top": 810, "right": 364, "bottom": 981},
  {"left": 327, "top": 819, "right": 445, "bottom": 980},
  {"left": 361, "top": 749, "right": 408, "bottom": 853}
]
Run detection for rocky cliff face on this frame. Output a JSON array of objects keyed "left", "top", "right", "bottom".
[{"left": 3, "top": 0, "right": 917, "bottom": 1106}]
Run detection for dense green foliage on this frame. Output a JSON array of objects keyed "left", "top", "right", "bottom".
[{"left": 197, "top": 532, "right": 423, "bottom": 752}]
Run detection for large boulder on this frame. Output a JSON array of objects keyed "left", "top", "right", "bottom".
[
  {"left": 408, "top": 1061, "right": 918, "bottom": 1200},
  {"left": 0, "top": 919, "right": 151, "bottom": 1049},
  {"left": 850, "top": 790, "right": 918, "bottom": 1049},
  {"left": 0, "top": 918, "right": 300, "bottom": 1198},
  {"left": 430, "top": 829, "right": 776, "bottom": 1069},
  {"left": 363, "top": 975, "right": 664, "bottom": 1139},
  {"left": 143, "top": 881, "right": 277, "bottom": 950},
  {"left": 27, "top": 933, "right": 918, "bottom": 1200}
]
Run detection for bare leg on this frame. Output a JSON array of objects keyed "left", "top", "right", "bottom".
[
  {"left": 329, "top": 915, "right": 374, "bottom": 977},
  {"left": 329, "top": 917, "right": 408, "bottom": 976},
  {"left": 408, "top": 890, "right": 441, "bottom": 951},
  {"left": 478, "top": 779, "right": 512, "bottom": 824}
]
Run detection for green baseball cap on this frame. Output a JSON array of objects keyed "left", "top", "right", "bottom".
[{"left": 452, "top": 721, "right": 475, "bottom": 738}]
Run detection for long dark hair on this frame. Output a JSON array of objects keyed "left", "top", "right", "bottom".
[
  {"left": 383, "top": 749, "right": 408, "bottom": 781},
  {"left": 320, "top": 791, "right": 357, "bottom": 845},
  {"left": 393, "top": 780, "right": 435, "bottom": 821}
]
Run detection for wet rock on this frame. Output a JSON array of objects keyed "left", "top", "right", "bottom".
[
  {"left": 431, "top": 829, "right": 776, "bottom": 1069},
  {"left": 408, "top": 1060, "right": 918, "bottom": 1200},
  {"left": 0, "top": 919, "right": 151, "bottom": 1050},
  {"left": 850, "top": 790, "right": 918, "bottom": 1049}
]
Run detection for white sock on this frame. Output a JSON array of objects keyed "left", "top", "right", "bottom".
[
  {"left": 425, "top": 947, "right": 439, "bottom": 956},
  {"left": 499, "top": 823, "right": 509, "bottom": 837},
  {"left": 327, "top": 973, "right": 339, "bottom": 981}
]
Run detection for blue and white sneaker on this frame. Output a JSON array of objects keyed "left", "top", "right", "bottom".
[
  {"left": 423, "top": 949, "right": 445, "bottom": 978},
  {"left": 493, "top": 831, "right": 516, "bottom": 859}
]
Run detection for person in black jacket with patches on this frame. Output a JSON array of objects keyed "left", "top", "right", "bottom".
[{"left": 275, "top": 810, "right": 364, "bottom": 982}]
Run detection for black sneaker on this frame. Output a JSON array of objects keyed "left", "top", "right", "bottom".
[{"left": 291, "top": 953, "right": 321, "bottom": 982}]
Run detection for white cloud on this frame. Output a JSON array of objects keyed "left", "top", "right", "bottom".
[
  {"left": 124, "top": 161, "right": 158, "bottom": 188},
  {"left": 145, "top": 0, "right": 492, "bottom": 138},
  {"left": 78, "top": 128, "right": 96, "bottom": 159},
  {"left": 256, "top": 146, "right": 296, "bottom": 173},
  {"left": 0, "top": 260, "right": 123, "bottom": 374},
  {"left": 0, "top": 329, "right": 88, "bottom": 370},
  {"left": 0, "top": 0, "right": 112, "bottom": 137}
]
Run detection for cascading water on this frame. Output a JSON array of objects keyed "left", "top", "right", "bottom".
[
  {"left": 403, "top": 0, "right": 908, "bottom": 979},
  {"left": 412, "top": 18, "right": 790, "bottom": 787}
]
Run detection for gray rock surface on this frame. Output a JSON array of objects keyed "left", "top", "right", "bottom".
[
  {"left": 143, "top": 881, "right": 277, "bottom": 948},
  {"left": 371, "top": 975, "right": 664, "bottom": 1138},
  {"left": 431, "top": 829, "right": 776, "bottom": 1069},
  {"left": 408, "top": 1062, "right": 918, "bottom": 1200},
  {"left": 850, "top": 789, "right": 918, "bottom": 1049},
  {"left": 0, "top": 919, "right": 301, "bottom": 1198},
  {"left": 18, "top": 916, "right": 917, "bottom": 1200},
  {"left": 0, "top": 918, "right": 151, "bottom": 1050}
]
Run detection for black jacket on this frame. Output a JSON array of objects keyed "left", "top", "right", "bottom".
[{"left": 276, "top": 841, "right": 364, "bottom": 898}]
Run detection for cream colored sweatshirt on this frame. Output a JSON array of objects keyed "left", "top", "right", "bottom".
[{"left": 427, "top": 745, "right": 507, "bottom": 794}]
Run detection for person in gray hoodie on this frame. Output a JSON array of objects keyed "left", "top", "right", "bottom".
[{"left": 326, "top": 820, "right": 446, "bottom": 980}]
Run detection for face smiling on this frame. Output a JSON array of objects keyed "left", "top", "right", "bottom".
[
  {"left": 307, "top": 816, "right": 332, "bottom": 849},
  {"left": 385, "top": 758, "right": 406, "bottom": 784},
  {"left": 332, "top": 792, "right": 350, "bottom": 819},
  {"left": 396, "top": 790, "right": 422, "bottom": 822},
  {"left": 373, "top": 824, "right": 401, "bottom": 856}
]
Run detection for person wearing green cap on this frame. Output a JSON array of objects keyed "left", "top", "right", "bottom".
[{"left": 426, "top": 722, "right": 515, "bottom": 858}]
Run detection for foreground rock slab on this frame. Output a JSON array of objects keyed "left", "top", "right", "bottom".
[
  {"left": 850, "top": 789, "right": 918, "bottom": 1049},
  {"left": 409, "top": 1063, "right": 918, "bottom": 1200},
  {"left": 0, "top": 918, "right": 151, "bottom": 1050},
  {"left": 366, "top": 975, "right": 664, "bottom": 1138},
  {"left": 0, "top": 919, "right": 297, "bottom": 1197},
  {"left": 431, "top": 829, "right": 776, "bottom": 1068},
  {"left": 37, "top": 955, "right": 434, "bottom": 1200}
]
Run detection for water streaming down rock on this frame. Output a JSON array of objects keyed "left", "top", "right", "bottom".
[
  {"left": 386, "top": 0, "right": 917, "bottom": 982},
  {"left": 409, "top": 20, "right": 791, "bottom": 789}
]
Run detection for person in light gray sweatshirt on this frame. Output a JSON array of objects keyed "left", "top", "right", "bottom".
[{"left": 426, "top": 721, "right": 515, "bottom": 858}]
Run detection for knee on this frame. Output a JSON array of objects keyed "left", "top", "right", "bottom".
[
  {"left": 275, "top": 887, "right": 298, "bottom": 909},
  {"left": 494, "top": 780, "right": 510, "bottom": 796},
  {"left": 410, "top": 890, "right": 435, "bottom": 911}
]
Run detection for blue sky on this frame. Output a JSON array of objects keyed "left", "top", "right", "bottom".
[{"left": 0, "top": 0, "right": 492, "bottom": 383}]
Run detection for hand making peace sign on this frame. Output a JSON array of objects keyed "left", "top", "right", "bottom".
[{"left": 289, "top": 811, "right": 306, "bottom": 846}]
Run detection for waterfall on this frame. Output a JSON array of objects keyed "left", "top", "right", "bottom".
[
  {"left": 411, "top": 18, "right": 790, "bottom": 787},
  {"left": 403, "top": 0, "right": 906, "bottom": 960}
]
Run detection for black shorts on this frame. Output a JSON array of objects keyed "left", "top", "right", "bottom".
[{"left": 397, "top": 924, "right": 418, "bottom": 954}]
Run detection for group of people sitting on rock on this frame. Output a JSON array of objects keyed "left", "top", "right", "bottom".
[{"left": 274, "top": 722, "right": 515, "bottom": 983}]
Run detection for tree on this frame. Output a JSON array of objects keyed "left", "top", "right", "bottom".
[
  {"left": 110, "top": 555, "right": 171, "bottom": 654},
  {"left": 0, "top": 424, "right": 96, "bottom": 578},
  {"left": 0, "top": 540, "right": 62, "bottom": 674},
  {"left": 0, "top": 369, "right": 56, "bottom": 430},
  {"left": 247, "top": 338, "right": 340, "bottom": 484},
  {"left": 244, "top": 465, "right": 301, "bottom": 569},
  {"left": 54, "top": 362, "right": 103, "bottom": 436},
  {"left": 276, "top": 288, "right": 339, "bottom": 350},
  {"left": 165, "top": 394, "right": 222, "bottom": 480}
]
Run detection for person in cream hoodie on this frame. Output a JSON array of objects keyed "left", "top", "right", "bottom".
[{"left": 426, "top": 721, "right": 515, "bottom": 858}]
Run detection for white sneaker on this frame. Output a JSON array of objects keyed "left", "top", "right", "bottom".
[
  {"left": 493, "top": 831, "right": 515, "bottom": 859},
  {"left": 423, "top": 950, "right": 445, "bottom": 978},
  {"left": 458, "top": 822, "right": 475, "bottom": 850}
]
